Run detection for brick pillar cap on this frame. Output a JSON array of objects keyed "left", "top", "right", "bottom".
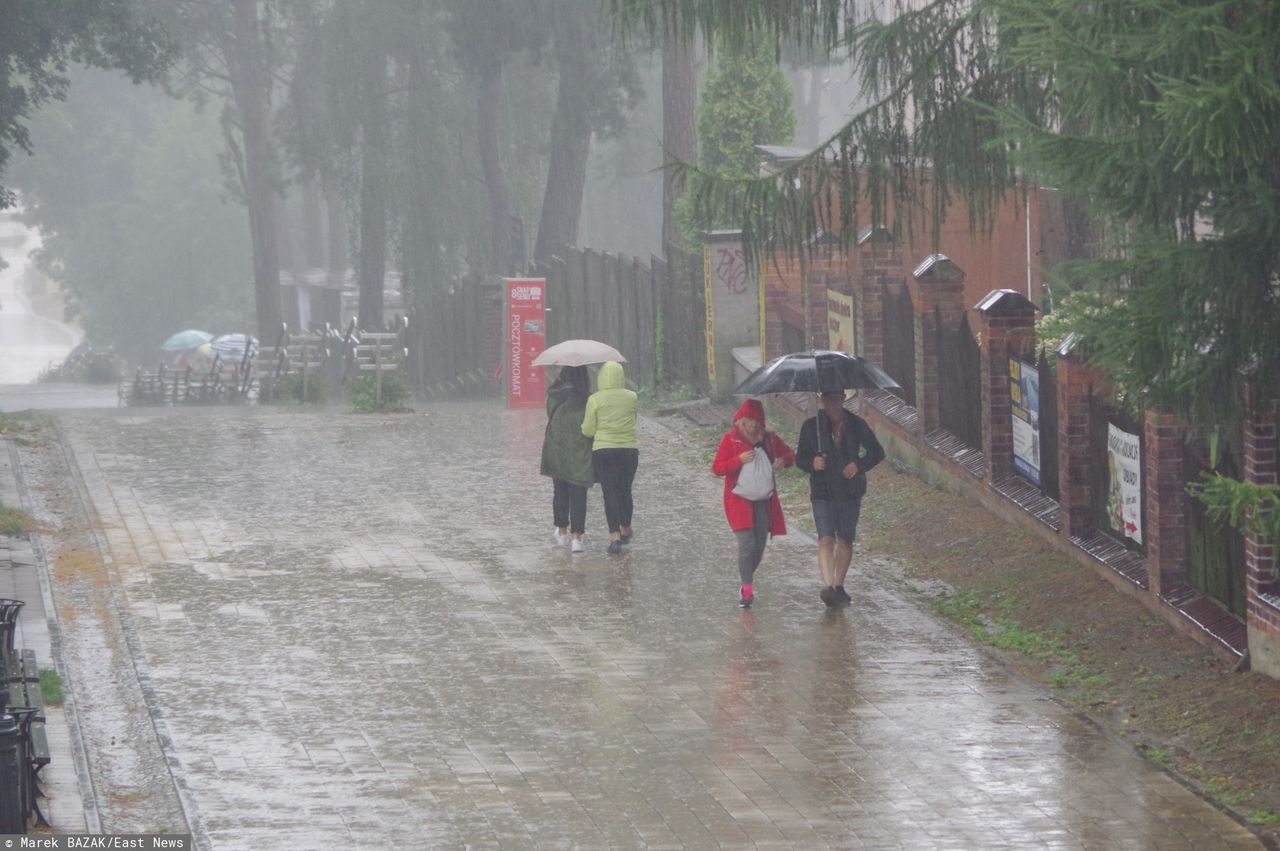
[
  {"left": 912, "top": 253, "right": 964, "bottom": 282},
  {"left": 975, "top": 288, "right": 1040, "bottom": 316},
  {"left": 1058, "top": 331, "right": 1094, "bottom": 358},
  {"left": 856, "top": 224, "right": 893, "bottom": 245}
]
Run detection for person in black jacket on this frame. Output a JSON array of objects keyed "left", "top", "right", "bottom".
[{"left": 794, "top": 390, "right": 886, "bottom": 607}]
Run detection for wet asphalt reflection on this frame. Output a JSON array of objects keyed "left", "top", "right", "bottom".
[{"left": 42, "top": 402, "right": 1261, "bottom": 849}]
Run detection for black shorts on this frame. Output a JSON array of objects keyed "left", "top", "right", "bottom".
[{"left": 812, "top": 498, "right": 861, "bottom": 542}]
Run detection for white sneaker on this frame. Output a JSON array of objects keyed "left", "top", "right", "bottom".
[
  {"left": 570, "top": 538, "right": 585, "bottom": 554},
  {"left": 554, "top": 529, "right": 569, "bottom": 547}
]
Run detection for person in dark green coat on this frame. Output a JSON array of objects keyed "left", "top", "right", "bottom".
[{"left": 540, "top": 365, "right": 594, "bottom": 553}]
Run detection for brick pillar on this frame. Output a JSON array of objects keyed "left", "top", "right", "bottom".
[
  {"left": 854, "top": 225, "right": 898, "bottom": 367},
  {"left": 1056, "top": 343, "right": 1106, "bottom": 540},
  {"left": 1144, "top": 408, "right": 1188, "bottom": 598},
  {"left": 975, "top": 290, "right": 1038, "bottom": 482},
  {"left": 806, "top": 244, "right": 841, "bottom": 351},
  {"left": 909, "top": 254, "right": 966, "bottom": 434},
  {"left": 1243, "top": 384, "right": 1280, "bottom": 679}
]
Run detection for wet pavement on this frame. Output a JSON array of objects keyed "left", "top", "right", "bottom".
[{"left": 3, "top": 401, "right": 1267, "bottom": 849}]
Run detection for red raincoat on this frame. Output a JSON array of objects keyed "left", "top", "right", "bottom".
[{"left": 711, "top": 400, "right": 796, "bottom": 534}]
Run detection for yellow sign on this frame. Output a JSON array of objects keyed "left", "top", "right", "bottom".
[
  {"left": 703, "top": 245, "right": 716, "bottom": 380},
  {"left": 827, "top": 290, "right": 855, "bottom": 354}
]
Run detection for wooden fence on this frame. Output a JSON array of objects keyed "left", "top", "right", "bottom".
[
  {"left": 406, "top": 283, "right": 503, "bottom": 397},
  {"left": 401, "top": 246, "right": 708, "bottom": 398},
  {"left": 538, "top": 245, "right": 705, "bottom": 389}
]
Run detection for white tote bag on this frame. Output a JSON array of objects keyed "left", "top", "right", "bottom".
[{"left": 732, "top": 447, "right": 775, "bottom": 500}]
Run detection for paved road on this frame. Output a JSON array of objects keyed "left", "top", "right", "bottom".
[
  {"left": 10, "top": 402, "right": 1264, "bottom": 849},
  {"left": 0, "top": 213, "right": 81, "bottom": 384}
]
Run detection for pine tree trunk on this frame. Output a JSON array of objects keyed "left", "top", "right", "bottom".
[
  {"left": 533, "top": 55, "right": 592, "bottom": 267},
  {"left": 358, "top": 58, "right": 387, "bottom": 330},
  {"left": 325, "top": 184, "right": 347, "bottom": 287},
  {"left": 228, "top": 0, "right": 282, "bottom": 343},
  {"left": 476, "top": 61, "right": 513, "bottom": 276},
  {"left": 661, "top": 15, "right": 696, "bottom": 257},
  {"left": 661, "top": 14, "right": 699, "bottom": 386},
  {"left": 301, "top": 179, "right": 326, "bottom": 270}
]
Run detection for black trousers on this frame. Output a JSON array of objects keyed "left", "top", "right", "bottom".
[
  {"left": 592, "top": 448, "right": 639, "bottom": 534},
  {"left": 552, "top": 478, "right": 587, "bottom": 534}
]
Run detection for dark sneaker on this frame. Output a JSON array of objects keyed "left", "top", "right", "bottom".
[
  {"left": 738, "top": 593, "right": 753, "bottom": 609},
  {"left": 619, "top": 533, "right": 631, "bottom": 544},
  {"left": 606, "top": 540, "right": 623, "bottom": 555},
  {"left": 835, "top": 586, "right": 851, "bottom": 605},
  {"left": 820, "top": 586, "right": 837, "bottom": 607}
]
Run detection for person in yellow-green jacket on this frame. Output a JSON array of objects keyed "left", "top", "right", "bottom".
[{"left": 581, "top": 360, "right": 638, "bottom": 554}]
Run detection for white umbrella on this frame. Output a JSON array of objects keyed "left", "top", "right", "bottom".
[
  {"left": 532, "top": 339, "right": 626, "bottom": 367},
  {"left": 210, "top": 333, "right": 259, "bottom": 361}
]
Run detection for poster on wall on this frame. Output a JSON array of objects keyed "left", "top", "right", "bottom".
[
  {"left": 827, "top": 290, "right": 855, "bottom": 354},
  {"left": 1106, "top": 422, "right": 1143, "bottom": 544},
  {"left": 505, "top": 277, "right": 546, "bottom": 409},
  {"left": 1009, "top": 357, "right": 1041, "bottom": 485}
]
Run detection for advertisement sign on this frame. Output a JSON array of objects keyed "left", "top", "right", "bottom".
[
  {"left": 1009, "top": 357, "right": 1041, "bottom": 485},
  {"left": 1106, "top": 422, "right": 1143, "bottom": 544},
  {"left": 827, "top": 290, "right": 855, "bottom": 354},
  {"left": 505, "top": 277, "right": 546, "bottom": 409}
]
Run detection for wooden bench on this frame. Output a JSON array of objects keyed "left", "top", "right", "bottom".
[
  {"left": 344, "top": 320, "right": 409, "bottom": 406},
  {"left": 258, "top": 332, "right": 334, "bottom": 402}
]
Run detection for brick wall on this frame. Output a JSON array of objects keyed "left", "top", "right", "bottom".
[
  {"left": 1144, "top": 409, "right": 1188, "bottom": 598},
  {"left": 853, "top": 227, "right": 900, "bottom": 368},
  {"left": 976, "top": 293, "right": 1037, "bottom": 482},
  {"left": 1055, "top": 350, "right": 1107, "bottom": 540},
  {"left": 760, "top": 231, "right": 1280, "bottom": 678}
]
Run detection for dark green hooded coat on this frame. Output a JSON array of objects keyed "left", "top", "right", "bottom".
[{"left": 540, "top": 379, "right": 594, "bottom": 486}]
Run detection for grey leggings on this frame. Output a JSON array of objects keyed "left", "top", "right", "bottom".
[{"left": 734, "top": 499, "right": 772, "bottom": 584}]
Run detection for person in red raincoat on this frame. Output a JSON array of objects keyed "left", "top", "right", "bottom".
[{"left": 711, "top": 399, "right": 796, "bottom": 608}]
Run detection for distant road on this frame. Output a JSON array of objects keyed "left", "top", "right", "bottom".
[{"left": 0, "top": 210, "right": 83, "bottom": 384}]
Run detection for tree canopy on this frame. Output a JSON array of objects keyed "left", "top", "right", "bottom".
[
  {"left": 0, "top": 0, "right": 176, "bottom": 208},
  {"left": 612, "top": 0, "right": 1280, "bottom": 426}
]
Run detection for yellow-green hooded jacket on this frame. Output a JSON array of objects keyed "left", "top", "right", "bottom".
[{"left": 581, "top": 361, "right": 638, "bottom": 450}]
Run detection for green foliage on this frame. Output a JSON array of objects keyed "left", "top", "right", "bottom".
[
  {"left": 0, "top": 0, "right": 176, "bottom": 207},
  {"left": 0, "top": 504, "right": 30, "bottom": 537},
  {"left": 41, "top": 348, "right": 124, "bottom": 384},
  {"left": 676, "top": 42, "right": 795, "bottom": 248},
  {"left": 0, "top": 413, "right": 33, "bottom": 437},
  {"left": 269, "top": 371, "right": 332, "bottom": 405},
  {"left": 11, "top": 69, "right": 254, "bottom": 364},
  {"left": 615, "top": 0, "right": 1280, "bottom": 429},
  {"left": 1189, "top": 474, "right": 1280, "bottom": 547},
  {"left": 698, "top": 46, "right": 795, "bottom": 177},
  {"left": 39, "top": 668, "right": 64, "bottom": 706},
  {"left": 349, "top": 370, "right": 411, "bottom": 413}
]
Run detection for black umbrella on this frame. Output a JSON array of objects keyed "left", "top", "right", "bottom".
[{"left": 732, "top": 350, "right": 902, "bottom": 396}]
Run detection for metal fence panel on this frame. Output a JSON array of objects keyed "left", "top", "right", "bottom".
[
  {"left": 937, "top": 309, "right": 982, "bottom": 449},
  {"left": 882, "top": 281, "right": 916, "bottom": 407}
]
